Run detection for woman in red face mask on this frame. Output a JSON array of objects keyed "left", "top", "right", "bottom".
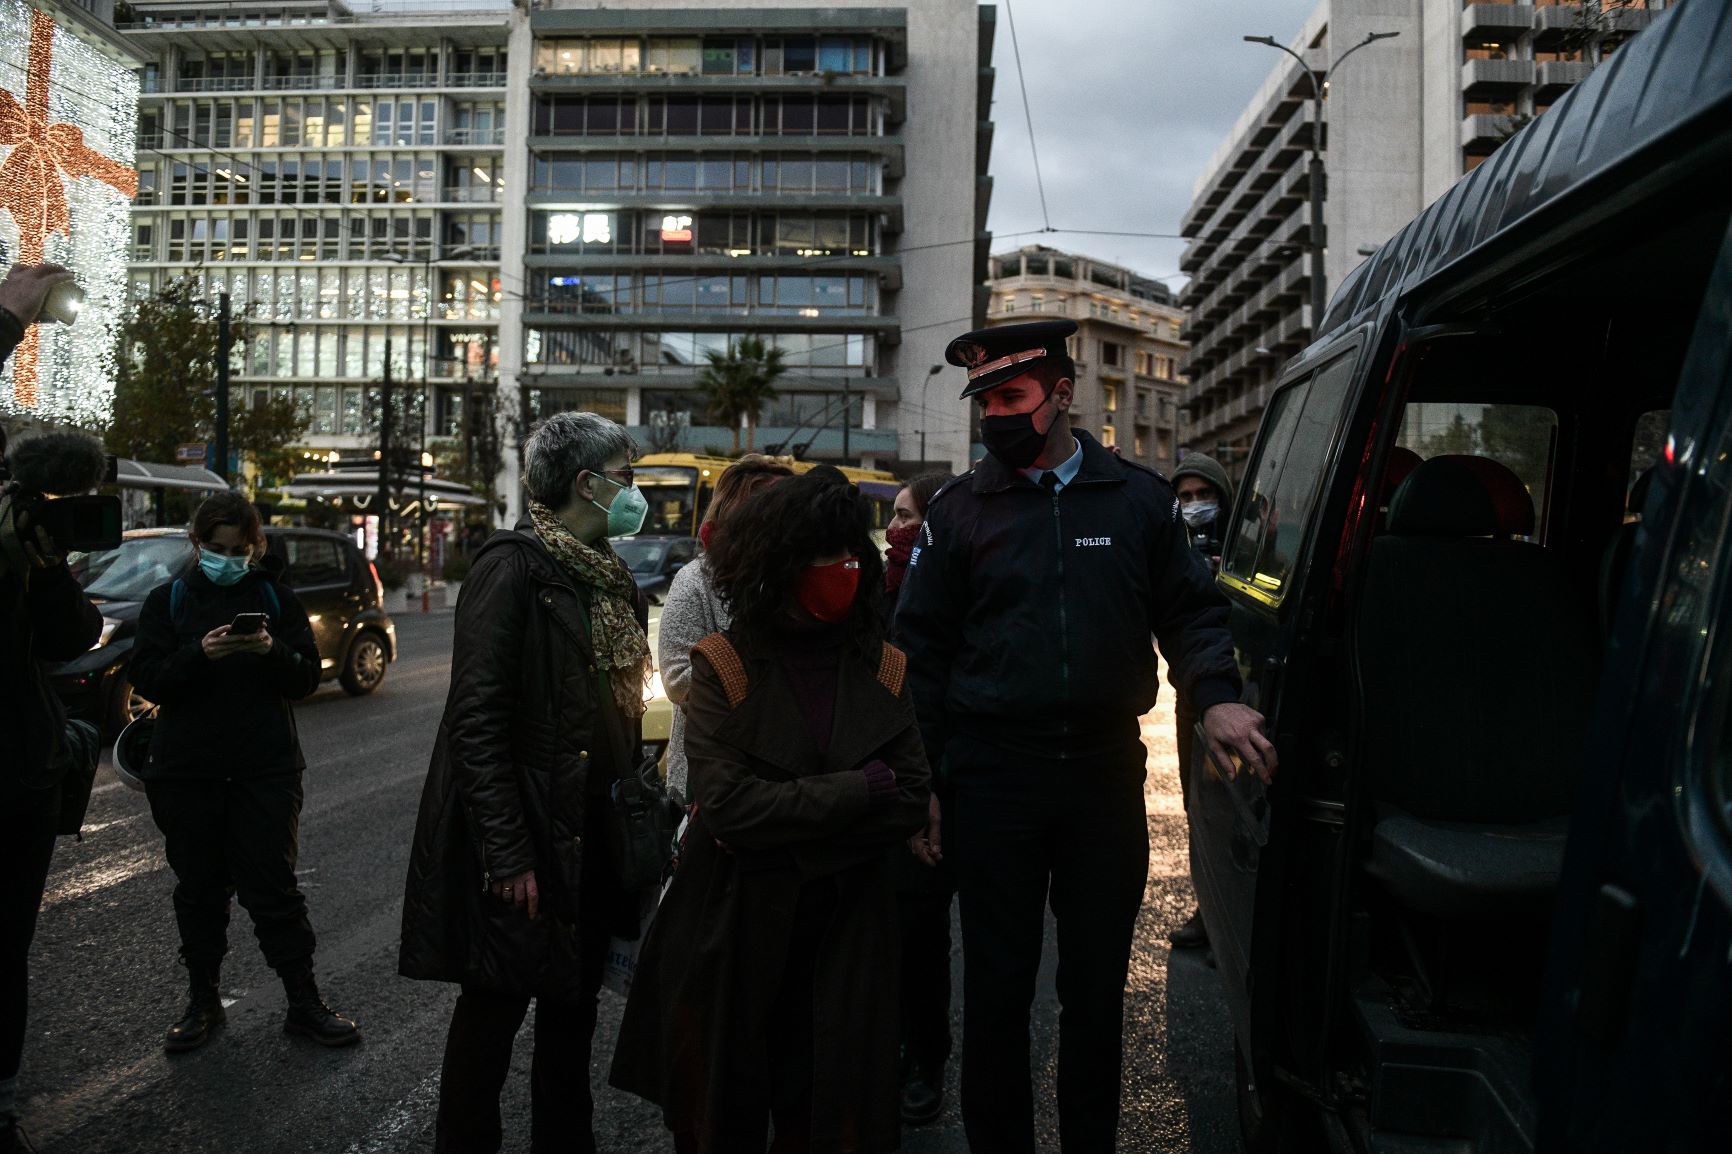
[
  {"left": 611, "top": 466, "right": 933, "bottom": 1154},
  {"left": 882, "top": 472, "right": 954, "bottom": 639}
]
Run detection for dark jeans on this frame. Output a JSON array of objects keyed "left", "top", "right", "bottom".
[
  {"left": 948, "top": 739, "right": 1150, "bottom": 1154},
  {"left": 1, "top": 795, "right": 58, "bottom": 1106},
  {"left": 895, "top": 852, "right": 954, "bottom": 1078},
  {"left": 145, "top": 774, "right": 317, "bottom": 975}
]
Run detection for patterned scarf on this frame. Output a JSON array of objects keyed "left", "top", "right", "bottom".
[{"left": 529, "top": 501, "right": 650, "bottom": 720}]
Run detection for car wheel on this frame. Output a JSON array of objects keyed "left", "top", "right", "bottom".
[
  {"left": 340, "top": 630, "right": 388, "bottom": 696},
  {"left": 107, "top": 672, "right": 154, "bottom": 740}
]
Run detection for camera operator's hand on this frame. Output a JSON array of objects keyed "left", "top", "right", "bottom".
[
  {"left": 0, "top": 262, "right": 75, "bottom": 327},
  {"left": 18, "top": 522, "right": 65, "bottom": 570}
]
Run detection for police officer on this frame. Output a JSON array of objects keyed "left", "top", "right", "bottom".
[
  {"left": 897, "top": 320, "right": 1276, "bottom": 1154},
  {"left": 1165, "top": 452, "right": 1234, "bottom": 949}
]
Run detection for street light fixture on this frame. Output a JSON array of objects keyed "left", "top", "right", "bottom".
[
  {"left": 919, "top": 364, "right": 943, "bottom": 468},
  {"left": 1243, "top": 29, "right": 1400, "bottom": 325}
]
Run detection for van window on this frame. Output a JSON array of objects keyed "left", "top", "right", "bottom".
[
  {"left": 1631, "top": 408, "right": 1670, "bottom": 493},
  {"left": 1223, "top": 350, "right": 1357, "bottom": 602},
  {"left": 1395, "top": 403, "right": 1558, "bottom": 541},
  {"left": 282, "top": 536, "right": 348, "bottom": 587}
]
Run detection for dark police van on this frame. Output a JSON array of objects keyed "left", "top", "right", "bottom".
[{"left": 1187, "top": 4, "right": 1731, "bottom": 1151}]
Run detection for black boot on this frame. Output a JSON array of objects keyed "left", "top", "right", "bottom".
[
  {"left": 281, "top": 968, "right": 360, "bottom": 1047},
  {"left": 1168, "top": 908, "right": 1210, "bottom": 949},
  {"left": 900, "top": 1060, "right": 946, "bottom": 1126},
  {"left": 164, "top": 965, "right": 225, "bottom": 1053}
]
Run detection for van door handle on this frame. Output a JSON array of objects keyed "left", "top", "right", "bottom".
[{"left": 1577, "top": 883, "right": 1641, "bottom": 1047}]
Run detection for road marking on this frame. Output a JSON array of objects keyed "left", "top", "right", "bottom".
[
  {"left": 343, "top": 1070, "right": 442, "bottom": 1154},
  {"left": 41, "top": 844, "right": 165, "bottom": 909}
]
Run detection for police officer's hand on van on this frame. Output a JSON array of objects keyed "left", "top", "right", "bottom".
[
  {"left": 201, "top": 623, "right": 272, "bottom": 659},
  {"left": 1203, "top": 702, "right": 1278, "bottom": 784}
]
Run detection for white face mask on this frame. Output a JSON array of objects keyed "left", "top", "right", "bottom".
[{"left": 1180, "top": 501, "right": 1219, "bottom": 528}]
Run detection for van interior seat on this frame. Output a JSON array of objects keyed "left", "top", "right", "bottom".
[{"left": 1356, "top": 454, "right": 1596, "bottom": 919}]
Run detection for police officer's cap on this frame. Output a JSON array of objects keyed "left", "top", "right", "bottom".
[{"left": 945, "top": 319, "right": 1078, "bottom": 400}]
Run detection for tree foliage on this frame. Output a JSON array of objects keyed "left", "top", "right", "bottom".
[
  {"left": 694, "top": 336, "right": 787, "bottom": 454},
  {"left": 108, "top": 278, "right": 310, "bottom": 489}
]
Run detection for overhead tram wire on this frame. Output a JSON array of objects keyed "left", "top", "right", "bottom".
[{"left": 1001, "top": 0, "right": 1052, "bottom": 234}]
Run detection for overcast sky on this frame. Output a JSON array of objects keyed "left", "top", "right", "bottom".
[{"left": 984, "top": 0, "right": 1318, "bottom": 290}]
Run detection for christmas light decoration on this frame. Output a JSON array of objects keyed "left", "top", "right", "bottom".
[{"left": 0, "top": 0, "right": 139, "bottom": 426}]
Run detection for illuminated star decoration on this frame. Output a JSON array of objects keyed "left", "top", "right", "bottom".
[{"left": 0, "top": 7, "right": 137, "bottom": 406}]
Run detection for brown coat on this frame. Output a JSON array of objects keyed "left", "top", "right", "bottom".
[{"left": 609, "top": 631, "right": 930, "bottom": 1153}]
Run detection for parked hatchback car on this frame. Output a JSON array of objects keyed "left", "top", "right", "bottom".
[
  {"left": 611, "top": 534, "right": 698, "bottom": 605},
  {"left": 50, "top": 526, "right": 397, "bottom": 738}
]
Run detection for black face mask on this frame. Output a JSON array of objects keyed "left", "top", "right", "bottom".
[{"left": 980, "top": 389, "right": 1057, "bottom": 470}]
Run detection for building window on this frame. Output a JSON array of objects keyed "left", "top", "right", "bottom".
[
  {"left": 1101, "top": 424, "right": 1116, "bottom": 447},
  {"left": 1029, "top": 294, "right": 1044, "bottom": 313},
  {"left": 1101, "top": 341, "right": 1122, "bottom": 367},
  {"left": 1103, "top": 383, "right": 1118, "bottom": 413}
]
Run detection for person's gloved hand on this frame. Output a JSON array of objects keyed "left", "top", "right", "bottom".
[{"left": 0, "top": 262, "right": 76, "bottom": 327}]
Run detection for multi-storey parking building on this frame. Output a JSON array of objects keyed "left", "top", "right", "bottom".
[
  {"left": 985, "top": 244, "right": 1187, "bottom": 474},
  {"left": 1179, "top": 0, "right": 1663, "bottom": 475}
]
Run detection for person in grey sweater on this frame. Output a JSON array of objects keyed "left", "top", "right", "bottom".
[{"left": 659, "top": 455, "right": 792, "bottom": 794}]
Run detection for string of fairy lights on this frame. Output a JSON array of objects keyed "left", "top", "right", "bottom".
[{"left": 0, "top": 0, "right": 140, "bottom": 427}]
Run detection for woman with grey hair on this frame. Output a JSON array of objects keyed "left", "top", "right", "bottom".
[{"left": 399, "top": 411, "right": 651, "bottom": 1154}]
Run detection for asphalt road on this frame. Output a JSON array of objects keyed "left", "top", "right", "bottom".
[{"left": 18, "top": 608, "right": 1238, "bottom": 1153}]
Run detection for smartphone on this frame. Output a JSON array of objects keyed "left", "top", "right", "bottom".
[{"left": 230, "top": 612, "right": 268, "bottom": 635}]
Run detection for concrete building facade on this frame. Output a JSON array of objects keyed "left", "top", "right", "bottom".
[
  {"left": 985, "top": 244, "right": 1187, "bottom": 474},
  {"left": 500, "top": 0, "right": 995, "bottom": 513},
  {"left": 121, "top": 0, "right": 510, "bottom": 472},
  {"left": 1179, "top": 0, "right": 1664, "bottom": 475}
]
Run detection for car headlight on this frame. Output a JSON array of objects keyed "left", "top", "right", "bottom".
[{"left": 90, "top": 617, "right": 121, "bottom": 651}]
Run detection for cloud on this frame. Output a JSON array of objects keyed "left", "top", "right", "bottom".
[{"left": 986, "top": 0, "right": 1319, "bottom": 284}]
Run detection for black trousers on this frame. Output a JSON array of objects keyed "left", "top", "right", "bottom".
[
  {"left": 894, "top": 852, "right": 954, "bottom": 1077},
  {"left": 1, "top": 794, "right": 58, "bottom": 1105},
  {"left": 948, "top": 738, "right": 1149, "bottom": 1154},
  {"left": 434, "top": 818, "right": 617, "bottom": 1154},
  {"left": 145, "top": 774, "right": 317, "bottom": 975}
]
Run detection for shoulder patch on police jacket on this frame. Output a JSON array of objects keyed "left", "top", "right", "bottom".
[
  {"left": 877, "top": 642, "right": 907, "bottom": 697},
  {"left": 693, "top": 633, "right": 749, "bottom": 708}
]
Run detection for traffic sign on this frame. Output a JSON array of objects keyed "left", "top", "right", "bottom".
[{"left": 176, "top": 442, "right": 207, "bottom": 464}]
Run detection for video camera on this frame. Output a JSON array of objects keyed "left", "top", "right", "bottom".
[{"left": 0, "top": 428, "right": 122, "bottom": 578}]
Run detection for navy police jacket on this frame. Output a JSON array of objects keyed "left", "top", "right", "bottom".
[{"left": 897, "top": 430, "right": 1242, "bottom": 762}]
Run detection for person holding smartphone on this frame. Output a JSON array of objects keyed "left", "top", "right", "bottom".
[{"left": 129, "top": 492, "right": 358, "bottom": 1053}]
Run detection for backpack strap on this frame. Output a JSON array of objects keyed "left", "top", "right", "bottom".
[
  {"left": 693, "top": 633, "right": 749, "bottom": 709},
  {"left": 170, "top": 577, "right": 281, "bottom": 625},
  {"left": 877, "top": 642, "right": 907, "bottom": 697}
]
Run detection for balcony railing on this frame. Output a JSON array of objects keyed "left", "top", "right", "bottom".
[
  {"left": 356, "top": 73, "right": 440, "bottom": 90},
  {"left": 441, "top": 186, "right": 504, "bottom": 203},
  {"left": 448, "top": 71, "right": 508, "bottom": 88},
  {"left": 445, "top": 127, "right": 506, "bottom": 146},
  {"left": 1461, "top": 4, "right": 1533, "bottom": 40},
  {"left": 1461, "top": 57, "right": 1536, "bottom": 95},
  {"left": 174, "top": 75, "right": 257, "bottom": 93}
]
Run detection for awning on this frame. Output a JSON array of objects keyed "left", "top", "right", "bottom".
[
  {"left": 276, "top": 471, "right": 491, "bottom": 509},
  {"left": 115, "top": 459, "right": 228, "bottom": 493}
]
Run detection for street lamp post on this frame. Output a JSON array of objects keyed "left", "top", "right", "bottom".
[
  {"left": 1243, "top": 30, "right": 1399, "bottom": 325},
  {"left": 920, "top": 364, "right": 943, "bottom": 468},
  {"left": 378, "top": 244, "right": 473, "bottom": 600}
]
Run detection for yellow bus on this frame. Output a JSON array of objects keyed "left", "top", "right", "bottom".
[{"left": 634, "top": 452, "right": 901, "bottom": 539}]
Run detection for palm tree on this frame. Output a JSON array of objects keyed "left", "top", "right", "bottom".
[{"left": 694, "top": 336, "right": 787, "bottom": 454}]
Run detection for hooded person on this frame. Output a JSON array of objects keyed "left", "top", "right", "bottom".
[
  {"left": 1169, "top": 453, "right": 1234, "bottom": 567},
  {"left": 1164, "top": 452, "right": 1235, "bottom": 951}
]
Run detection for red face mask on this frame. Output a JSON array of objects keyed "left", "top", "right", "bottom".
[{"left": 796, "top": 557, "right": 860, "bottom": 623}]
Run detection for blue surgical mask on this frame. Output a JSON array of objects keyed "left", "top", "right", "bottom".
[
  {"left": 198, "top": 550, "right": 251, "bottom": 586},
  {"left": 591, "top": 474, "right": 650, "bottom": 537}
]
